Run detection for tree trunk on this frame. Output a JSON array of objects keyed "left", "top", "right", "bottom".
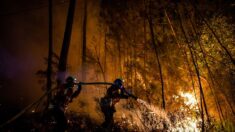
[
  {"left": 147, "top": 16, "right": 165, "bottom": 110},
  {"left": 130, "top": 47, "right": 133, "bottom": 88},
  {"left": 58, "top": 0, "right": 76, "bottom": 83},
  {"left": 81, "top": 0, "right": 87, "bottom": 81},
  {"left": 46, "top": 0, "right": 53, "bottom": 106},
  {"left": 200, "top": 93, "right": 205, "bottom": 132},
  {"left": 143, "top": 13, "right": 151, "bottom": 104},
  {"left": 134, "top": 45, "right": 137, "bottom": 90},
  {"left": 103, "top": 33, "right": 108, "bottom": 91},
  {"left": 118, "top": 41, "right": 122, "bottom": 76},
  {"left": 104, "top": 33, "right": 107, "bottom": 81}
]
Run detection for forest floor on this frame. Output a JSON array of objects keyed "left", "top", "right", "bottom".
[{"left": 0, "top": 111, "right": 142, "bottom": 132}]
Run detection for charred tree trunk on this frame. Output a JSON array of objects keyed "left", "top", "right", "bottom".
[
  {"left": 117, "top": 41, "right": 122, "bottom": 76},
  {"left": 130, "top": 46, "right": 133, "bottom": 88},
  {"left": 81, "top": 0, "right": 87, "bottom": 81},
  {"left": 134, "top": 45, "right": 137, "bottom": 90},
  {"left": 104, "top": 33, "right": 107, "bottom": 82},
  {"left": 143, "top": 13, "right": 151, "bottom": 104},
  {"left": 58, "top": 0, "right": 76, "bottom": 83},
  {"left": 103, "top": 33, "right": 108, "bottom": 91},
  {"left": 46, "top": 0, "right": 53, "bottom": 106},
  {"left": 200, "top": 93, "right": 205, "bottom": 132},
  {"left": 147, "top": 17, "right": 165, "bottom": 110}
]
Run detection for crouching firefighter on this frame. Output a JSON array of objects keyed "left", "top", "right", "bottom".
[
  {"left": 100, "top": 78, "right": 138, "bottom": 129},
  {"left": 49, "top": 76, "right": 82, "bottom": 132}
]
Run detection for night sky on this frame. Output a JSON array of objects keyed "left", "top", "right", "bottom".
[
  {"left": 0, "top": 0, "right": 79, "bottom": 107},
  {"left": 0, "top": 0, "right": 104, "bottom": 111}
]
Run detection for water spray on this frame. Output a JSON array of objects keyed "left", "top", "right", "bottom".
[
  {"left": 133, "top": 98, "right": 171, "bottom": 131},
  {"left": 134, "top": 98, "right": 200, "bottom": 131}
]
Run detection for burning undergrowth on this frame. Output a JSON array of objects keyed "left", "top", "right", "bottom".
[
  {"left": 134, "top": 99, "right": 171, "bottom": 131},
  {"left": 1, "top": 97, "right": 205, "bottom": 131},
  {"left": 115, "top": 99, "right": 201, "bottom": 131}
]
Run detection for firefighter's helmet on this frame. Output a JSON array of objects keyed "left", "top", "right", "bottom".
[
  {"left": 66, "top": 76, "right": 76, "bottom": 84},
  {"left": 114, "top": 78, "right": 124, "bottom": 88}
]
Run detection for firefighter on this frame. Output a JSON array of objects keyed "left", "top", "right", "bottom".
[
  {"left": 50, "top": 76, "right": 81, "bottom": 132},
  {"left": 100, "top": 78, "right": 138, "bottom": 129}
]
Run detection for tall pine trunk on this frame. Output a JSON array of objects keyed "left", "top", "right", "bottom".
[
  {"left": 57, "top": 0, "right": 76, "bottom": 84},
  {"left": 81, "top": 0, "right": 87, "bottom": 81},
  {"left": 117, "top": 41, "right": 122, "bottom": 76},
  {"left": 147, "top": 16, "right": 165, "bottom": 110},
  {"left": 46, "top": 0, "right": 53, "bottom": 107},
  {"left": 104, "top": 33, "right": 107, "bottom": 82},
  {"left": 143, "top": 10, "right": 151, "bottom": 104},
  {"left": 104, "top": 33, "right": 107, "bottom": 90}
]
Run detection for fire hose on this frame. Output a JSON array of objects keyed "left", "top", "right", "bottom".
[{"left": 75, "top": 82, "right": 113, "bottom": 86}]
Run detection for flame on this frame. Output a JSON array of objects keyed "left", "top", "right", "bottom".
[
  {"left": 174, "top": 92, "right": 200, "bottom": 132},
  {"left": 180, "top": 92, "right": 197, "bottom": 108}
]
